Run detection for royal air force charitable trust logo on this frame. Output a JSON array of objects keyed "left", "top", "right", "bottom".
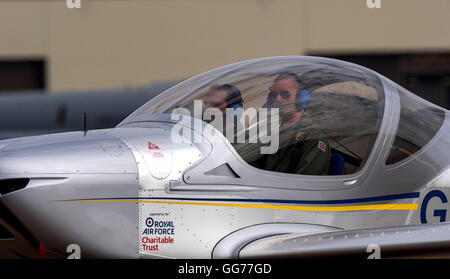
[
  {"left": 141, "top": 216, "right": 175, "bottom": 252},
  {"left": 146, "top": 217, "right": 154, "bottom": 227}
]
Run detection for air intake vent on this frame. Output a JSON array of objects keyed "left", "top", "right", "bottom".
[
  {"left": 204, "top": 163, "right": 240, "bottom": 178},
  {"left": 0, "top": 179, "right": 30, "bottom": 195}
]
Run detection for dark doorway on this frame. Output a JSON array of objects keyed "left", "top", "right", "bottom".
[{"left": 0, "top": 60, "right": 46, "bottom": 93}]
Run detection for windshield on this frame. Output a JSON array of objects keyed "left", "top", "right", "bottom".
[
  {"left": 122, "top": 57, "right": 385, "bottom": 176},
  {"left": 386, "top": 85, "right": 446, "bottom": 165}
]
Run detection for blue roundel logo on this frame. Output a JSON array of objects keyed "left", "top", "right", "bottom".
[{"left": 146, "top": 217, "right": 154, "bottom": 227}]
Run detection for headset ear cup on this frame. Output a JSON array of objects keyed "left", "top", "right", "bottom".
[
  {"left": 229, "top": 103, "right": 243, "bottom": 110},
  {"left": 229, "top": 103, "right": 243, "bottom": 120},
  {"left": 296, "top": 89, "right": 310, "bottom": 110}
]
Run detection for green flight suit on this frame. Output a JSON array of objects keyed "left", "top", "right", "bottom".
[{"left": 250, "top": 113, "right": 331, "bottom": 175}]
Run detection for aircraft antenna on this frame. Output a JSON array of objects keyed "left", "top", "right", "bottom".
[{"left": 83, "top": 112, "right": 88, "bottom": 136}]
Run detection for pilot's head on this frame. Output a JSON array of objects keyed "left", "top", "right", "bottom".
[
  {"left": 269, "top": 73, "right": 304, "bottom": 123},
  {"left": 203, "top": 84, "right": 243, "bottom": 115}
]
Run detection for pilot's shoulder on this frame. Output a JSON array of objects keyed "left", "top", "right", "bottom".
[{"left": 299, "top": 135, "right": 329, "bottom": 153}]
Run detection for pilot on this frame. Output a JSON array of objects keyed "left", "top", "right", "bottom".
[
  {"left": 202, "top": 84, "right": 243, "bottom": 135},
  {"left": 251, "top": 72, "right": 331, "bottom": 175},
  {"left": 203, "top": 84, "right": 243, "bottom": 113}
]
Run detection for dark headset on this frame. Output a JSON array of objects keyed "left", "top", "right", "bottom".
[{"left": 266, "top": 72, "right": 310, "bottom": 110}]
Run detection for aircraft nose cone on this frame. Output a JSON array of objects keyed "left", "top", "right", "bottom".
[{"left": 0, "top": 131, "right": 137, "bottom": 175}]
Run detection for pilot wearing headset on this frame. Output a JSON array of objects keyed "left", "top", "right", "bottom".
[
  {"left": 252, "top": 72, "right": 331, "bottom": 175},
  {"left": 202, "top": 84, "right": 243, "bottom": 136},
  {"left": 203, "top": 84, "right": 243, "bottom": 114}
]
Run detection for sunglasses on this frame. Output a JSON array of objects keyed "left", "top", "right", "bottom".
[{"left": 268, "top": 90, "right": 291, "bottom": 101}]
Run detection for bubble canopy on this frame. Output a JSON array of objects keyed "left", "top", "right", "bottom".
[
  {"left": 122, "top": 56, "right": 384, "bottom": 120},
  {"left": 120, "top": 56, "right": 388, "bottom": 176}
]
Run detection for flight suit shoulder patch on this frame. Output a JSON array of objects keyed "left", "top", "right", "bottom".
[{"left": 318, "top": 140, "right": 327, "bottom": 152}]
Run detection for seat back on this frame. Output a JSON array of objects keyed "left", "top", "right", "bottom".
[{"left": 329, "top": 152, "right": 345, "bottom": 175}]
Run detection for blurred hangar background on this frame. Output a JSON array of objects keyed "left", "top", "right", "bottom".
[{"left": 0, "top": 0, "right": 449, "bottom": 138}]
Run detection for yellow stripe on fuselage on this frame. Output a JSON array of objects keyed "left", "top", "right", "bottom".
[{"left": 51, "top": 199, "right": 418, "bottom": 212}]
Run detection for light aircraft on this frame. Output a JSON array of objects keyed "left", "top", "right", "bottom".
[{"left": 0, "top": 56, "right": 449, "bottom": 259}]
